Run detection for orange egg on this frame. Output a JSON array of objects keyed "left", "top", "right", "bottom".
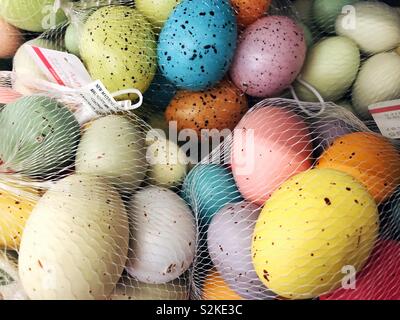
[
  {"left": 0, "top": 17, "right": 24, "bottom": 58},
  {"left": 202, "top": 270, "right": 243, "bottom": 300},
  {"left": 316, "top": 132, "right": 400, "bottom": 203},
  {"left": 165, "top": 80, "right": 248, "bottom": 137},
  {"left": 230, "top": 0, "right": 271, "bottom": 27}
]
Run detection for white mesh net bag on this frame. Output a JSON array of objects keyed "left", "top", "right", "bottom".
[
  {"left": 0, "top": 0, "right": 400, "bottom": 301},
  {"left": 185, "top": 98, "right": 400, "bottom": 300}
]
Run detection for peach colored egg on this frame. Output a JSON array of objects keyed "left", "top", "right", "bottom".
[
  {"left": 316, "top": 132, "right": 400, "bottom": 203},
  {"left": 231, "top": 106, "right": 313, "bottom": 205},
  {"left": 165, "top": 80, "right": 248, "bottom": 137},
  {"left": 0, "top": 87, "right": 22, "bottom": 104},
  {"left": 230, "top": 0, "right": 271, "bottom": 27},
  {"left": 0, "top": 18, "right": 23, "bottom": 58}
]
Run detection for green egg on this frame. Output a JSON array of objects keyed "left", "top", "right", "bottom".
[
  {"left": 64, "top": 22, "right": 82, "bottom": 57},
  {"left": 80, "top": 6, "right": 157, "bottom": 101},
  {"left": 0, "top": 0, "right": 66, "bottom": 32},
  {"left": 0, "top": 95, "right": 80, "bottom": 177},
  {"left": 136, "top": 0, "right": 181, "bottom": 28},
  {"left": 312, "top": 0, "right": 359, "bottom": 34}
]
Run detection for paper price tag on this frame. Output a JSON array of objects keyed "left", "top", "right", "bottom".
[
  {"left": 369, "top": 99, "right": 400, "bottom": 139},
  {"left": 27, "top": 45, "right": 92, "bottom": 88}
]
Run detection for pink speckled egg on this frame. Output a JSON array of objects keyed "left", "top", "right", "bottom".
[
  {"left": 231, "top": 106, "right": 313, "bottom": 205},
  {"left": 230, "top": 16, "right": 307, "bottom": 97},
  {"left": 0, "top": 87, "right": 22, "bottom": 104},
  {"left": 0, "top": 18, "right": 24, "bottom": 59}
]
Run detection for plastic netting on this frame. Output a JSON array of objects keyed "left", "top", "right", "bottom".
[{"left": 0, "top": 0, "right": 399, "bottom": 300}]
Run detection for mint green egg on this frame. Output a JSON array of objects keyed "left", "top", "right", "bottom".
[
  {"left": 64, "top": 23, "right": 81, "bottom": 57},
  {"left": 0, "top": 0, "right": 66, "bottom": 32},
  {"left": 0, "top": 96, "right": 80, "bottom": 177}
]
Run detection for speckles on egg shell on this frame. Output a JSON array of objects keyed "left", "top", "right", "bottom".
[{"left": 158, "top": 0, "right": 238, "bottom": 90}]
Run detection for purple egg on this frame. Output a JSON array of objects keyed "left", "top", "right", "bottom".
[
  {"left": 207, "top": 202, "right": 275, "bottom": 300},
  {"left": 230, "top": 16, "right": 307, "bottom": 97},
  {"left": 311, "top": 117, "right": 354, "bottom": 152}
]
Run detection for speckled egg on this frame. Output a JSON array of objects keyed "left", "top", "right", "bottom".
[
  {"left": 144, "top": 71, "right": 177, "bottom": 111},
  {"left": 182, "top": 164, "right": 243, "bottom": 226},
  {"left": 202, "top": 270, "right": 243, "bottom": 300},
  {"left": 231, "top": 106, "right": 313, "bottom": 206},
  {"left": 76, "top": 115, "right": 147, "bottom": 191},
  {"left": 136, "top": 0, "right": 181, "bottom": 28},
  {"left": 158, "top": 0, "right": 237, "bottom": 91},
  {"left": 252, "top": 168, "right": 379, "bottom": 299},
  {"left": 230, "top": 0, "right": 271, "bottom": 27},
  {"left": 316, "top": 132, "right": 400, "bottom": 203},
  {"left": 0, "top": 95, "right": 80, "bottom": 177},
  {"left": 320, "top": 240, "right": 400, "bottom": 300},
  {"left": 165, "top": 80, "right": 248, "bottom": 136},
  {"left": 0, "top": 180, "right": 41, "bottom": 250},
  {"left": 230, "top": 16, "right": 306, "bottom": 97},
  {"left": 18, "top": 175, "right": 129, "bottom": 300},
  {"left": 207, "top": 202, "right": 275, "bottom": 300},
  {"left": 126, "top": 186, "right": 196, "bottom": 284}
]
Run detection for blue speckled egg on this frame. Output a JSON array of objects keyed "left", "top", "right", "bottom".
[
  {"left": 157, "top": 0, "right": 238, "bottom": 91},
  {"left": 182, "top": 164, "right": 242, "bottom": 226}
]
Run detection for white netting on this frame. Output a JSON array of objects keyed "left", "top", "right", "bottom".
[{"left": 0, "top": 0, "right": 399, "bottom": 300}]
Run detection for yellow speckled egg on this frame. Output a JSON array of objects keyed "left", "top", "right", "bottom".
[
  {"left": 252, "top": 168, "right": 379, "bottom": 300},
  {"left": 316, "top": 132, "right": 400, "bottom": 203},
  {"left": 0, "top": 180, "right": 41, "bottom": 250}
]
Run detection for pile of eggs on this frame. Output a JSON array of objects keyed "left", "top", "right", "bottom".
[{"left": 0, "top": 0, "right": 400, "bottom": 301}]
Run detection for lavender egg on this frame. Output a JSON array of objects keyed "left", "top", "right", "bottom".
[
  {"left": 230, "top": 16, "right": 307, "bottom": 97},
  {"left": 207, "top": 202, "right": 275, "bottom": 300}
]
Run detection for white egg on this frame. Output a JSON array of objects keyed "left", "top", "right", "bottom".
[
  {"left": 352, "top": 52, "right": 400, "bottom": 119},
  {"left": 18, "top": 174, "right": 129, "bottom": 300},
  {"left": 126, "top": 186, "right": 196, "bottom": 284},
  {"left": 76, "top": 115, "right": 147, "bottom": 191},
  {"left": 336, "top": 2, "right": 400, "bottom": 54}
]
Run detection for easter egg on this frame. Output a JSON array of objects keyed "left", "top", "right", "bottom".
[
  {"left": 0, "top": 17, "right": 23, "bottom": 58},
  {"left": 310, "top": 116, "right": 355, "bottom": 154},
  {"left": 0, "top": 96, "right": 80, "bottom": 177},
  {"left": 0, "top": 87, "right": 22, "bottom": 105},
  {"left": 13, "top": 39, "right": 63, "bottom": 95},
  {"left": 316, "top": 132, "right": 400, "bottom": 203},
  {"left": 146, "top": 135, "right": 189, "bottom": 188},
  {"left": 352, "top": 52, "right": 400, "bottom": 120},
  {"left": 158, "top": 0, "right": 237, "bottom": 91},
  {"left": 230, "top": 0, "right": 271, "bottom": 27},
  {"left": 80, "top": 6, "right": 157, "bottom": 100},
  {"left": 110, "top": 276, "right": 189, "bottom": 300},
  {"left": 230, "top": 16, "right": 306, "bottom": 98},
  {"left": 381, "top": 188, "right": 400, "bottom": 239},
  {"left": 252, "top": 168, "right": 379, "bottom": 299},
  {"left": 312, "top": 0, "right": 358, "bottom": 34},
  {"left": 0, "top": 252, "right": 28, "bottom": 300},
  {"left": 0, "top": 0, "right": 66, "bottom": 32},
  {"left": 202, "top": 270, "right": 243, "bottom": 300},
  {"left": 207, "top": 202, "right": 275, "bottom": 300},
  {"left": 182, "top": 164, "right": 242, "bottom": 225},
  {"left": 294, "top": 36, "right": 360, "bottom": 102},
  {"left": 165, "top": 80, "right": 248, "bottom": 136},
  {"left": 136, "top": 0, "right": 181, "bottom": 28},
  {"left": 76, "top": 115, "right": 147, "bottom": 191},
  {"left": 126, "top": 186, "right": 196, "bottom": 284},
  {"left": 231, "top": 106, "right": 312, "bottom": 206},
  {"left": 320, "top": 240, "right": 400, "bottom": 300},
  {"left": 0, "top": 179, "right": 41, "bottom": 250},
  {"left": 336, "top": 2, "right": 400, "bottom": 54},
  {"left": 18, "top": 174, "right": 129, "bottom": 300}
]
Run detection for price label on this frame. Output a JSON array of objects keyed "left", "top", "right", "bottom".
[{"left": 369, "top": 99, "right": 400, "bottom": 139}]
